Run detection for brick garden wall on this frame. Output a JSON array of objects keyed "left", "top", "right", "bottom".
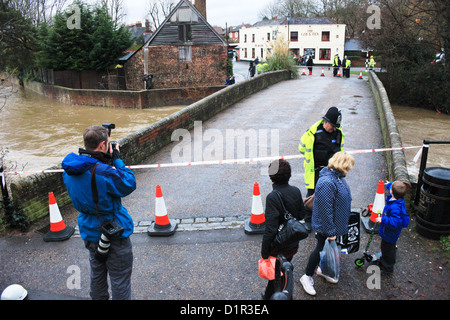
[{"left": 20, "top": 79, "right": 225, "bottom": 109}]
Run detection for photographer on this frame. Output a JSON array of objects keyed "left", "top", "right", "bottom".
[{"left": 62, "top": 125, "right": 136, "bottom": 300}]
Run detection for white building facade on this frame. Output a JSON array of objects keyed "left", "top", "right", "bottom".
[{"left": 239, "top": 18, "right": 346, "bottom": 65}]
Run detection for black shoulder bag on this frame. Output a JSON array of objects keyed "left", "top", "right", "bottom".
[{"left": 271, "top": 190, "right": 308, "bottom": 250}]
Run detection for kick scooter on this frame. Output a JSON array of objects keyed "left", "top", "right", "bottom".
[{"left": 354, "top": 211, "right": 381, "bottom": 267}]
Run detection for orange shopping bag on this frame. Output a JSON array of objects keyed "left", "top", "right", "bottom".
[{"left": 258, "top": 257, "right": 283, "bottom": 280}]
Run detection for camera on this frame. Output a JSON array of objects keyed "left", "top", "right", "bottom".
[
  {"left": 94, "top": 219, "right": 124, "bottom": 262},
  {"left": 100, "top": 219, "right": 124, "bottom": 239},
  {"left": 101, "top": 123, "right": 119, "bottom": 158},
  {"left": 95, "top": 234, "right": 111, "bottom": 262},
  {"left": 102, "top": 123, "right": 115, "bottom": 137},
  {"left": 110, "top": 141, "right": 118, "bottom": 150}
]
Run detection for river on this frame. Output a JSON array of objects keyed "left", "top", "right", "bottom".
[
  {"left": 392, "top": 105, "right": 450, "bottom": 181},
  {"left": 0, "top": 84, "right": 184, "bottom": 175}
]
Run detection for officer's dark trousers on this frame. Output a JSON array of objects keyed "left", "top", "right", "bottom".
[{"left": 333, "top": 67, "right": 338, "bottom": 76}]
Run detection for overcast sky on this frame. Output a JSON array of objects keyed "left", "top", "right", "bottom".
[{"left": 122, "top": 0, "right": 274, "bottom": 27}]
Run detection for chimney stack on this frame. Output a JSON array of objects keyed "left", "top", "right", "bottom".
[{"left": 192, "top": 0, "right": 207, "bottom": 20}]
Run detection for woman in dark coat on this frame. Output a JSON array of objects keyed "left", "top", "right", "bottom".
[{"left": 261, "top": 159, "right": 306, "bottom": 299}]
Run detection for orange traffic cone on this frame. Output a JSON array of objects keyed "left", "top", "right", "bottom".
[
  {"left": 148, "top": 185, "right": 177, "bottom": 236},
  {"left": 244, "top": 182, "right": 265, "bottom": 234},
  {"left": 301, "top": 67, "right": 306, "bottom": 76},
  {"left": 358, "top": 70, "right": 363, "bottom": 79},
  {"left": 337, "top": 67, "right": 342, "bottom": 77},
  {"left": 370, "top": 180, "right": 386, "bottom": 222},
  {"left": 43, "top": 192, "right": 74, "bottom": 242},
  {"left": 320, "top": 67, "right": 325, "bottom": 76}
]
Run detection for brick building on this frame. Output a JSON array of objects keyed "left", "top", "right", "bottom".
[{"left": 124, "top": 0, "right": 228, "bottom": 90}]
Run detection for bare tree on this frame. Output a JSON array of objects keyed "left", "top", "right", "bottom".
[
  {"left": 0, "top": 71, "right": 24, "bottom": 172},
  {"left": 258, "top": 0, "right": 284, "bottom": 20},
  {"left": 147, "top": 0, "right": 176, "bottom": 30},
  {"left": 0, "top": 72, "right": 16, "bottom": 113},
  {"left": 99, "top": 0, "right": 127, "bottom": 25},
  {"left": 258, "top": 0, "right": 321, "bottom": 20},
  {"left": 258, "top": 0, "right": 369, "bottom": 38},
  {"left": 8, "top": 0, "right": 69, "bottom": 25}
]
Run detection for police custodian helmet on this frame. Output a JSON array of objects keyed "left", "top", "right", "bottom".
[{"left": 323, "top": 107, "right": 342, "bottom": 128}]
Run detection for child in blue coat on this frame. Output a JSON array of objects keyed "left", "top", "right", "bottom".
[{"left": 374, "top": 181, "right": 411, "bottom": 273}]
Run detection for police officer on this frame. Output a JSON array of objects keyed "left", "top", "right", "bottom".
[
  {"left": 369, "top": 56, "right": 376, "bottom": 70},
  {"left": 298, "top": 107, "right": 345, "bottom": 231},
  {"left": 332, "top": 54, "right": 341, "bottom": 77},
  {"left": 343, "top": 55, "right": 351, "bottom": 78}
]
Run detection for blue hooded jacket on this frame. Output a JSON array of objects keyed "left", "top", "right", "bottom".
[
  {"left": 312, "top": 167, "right": 352, "bottom": 238},
  {"left": 62, "top": 153, "right": 136, "bottom": 242},
  {"left": 378, "top": 182, "right": 409, "bottom": 244}
]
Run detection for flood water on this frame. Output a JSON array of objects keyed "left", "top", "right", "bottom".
[
  {"left": 392, "top": 105, "right": 450, "bottom": 180},
  {"left": 0, "top": 84, "right": 184, "bottom": 174}
]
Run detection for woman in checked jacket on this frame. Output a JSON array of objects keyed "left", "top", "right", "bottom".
[{"left": 299, "top": 151, "right": 355, "bottom": 296}]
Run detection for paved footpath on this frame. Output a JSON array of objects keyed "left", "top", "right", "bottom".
[{"left": 1, "top": 68, "right": 448, "bottom": 302}]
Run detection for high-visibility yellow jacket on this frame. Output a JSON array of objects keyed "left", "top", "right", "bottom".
[
  {"left": 369, "top": 58, "right": 375, "bottom": 68},
  {"left": 298, "top": 120, "right": 345, "bottom": 190},
  {"left": 345, "top": 59, "right": 351, "bottom": 68},
  {"left": 333, "top": 56, "right": 340, "bottom": 67}
]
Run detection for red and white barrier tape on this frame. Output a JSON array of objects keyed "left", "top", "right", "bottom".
[{"left": 0, "top": 145, "right": 422, "bottom": 177}]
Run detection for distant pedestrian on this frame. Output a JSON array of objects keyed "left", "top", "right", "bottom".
[
  {"left": 142, "top": 74, "right": 152, "bottom": 90},
  {"left": 249, "top": 62, "right": 256, "bottom": 78},
  {"left": 332, "top": 54, "right": 341, "bottom": 77},
  {"left": 372, "top": 181, "right": 411, "bottom": 274},
  {"left": 260, "top": 159, "right": 306, "bottom": 299},
  {"left": 342, "top": 55, "right": 351, "bottom": 78},
  {"left": 302, "top": 54, "right": 307, "bottom": 66},
  {"left": 369, "top": 56, "right": 376, "bottom": 70},
  {"left": 300, "top": 151, "right": 355, "bottom": 296},
  {"left": 306, "top": 56, "right": 313, "bottom": 75},
  {"left": 225, "top": 75, "right": 235, "bottom": 85}
]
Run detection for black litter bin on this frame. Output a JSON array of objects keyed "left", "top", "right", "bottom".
[{"left": 416, "top": 167, "right": 450, "bottom": 240}]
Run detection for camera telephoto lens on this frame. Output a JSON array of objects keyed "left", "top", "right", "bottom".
[{"left": 95, "top": 234, "right": 110, "bottom": 262}]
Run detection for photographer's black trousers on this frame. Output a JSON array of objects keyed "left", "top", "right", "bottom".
[{"left": 85, "top": 237, "right": 133, "bottom": 300}]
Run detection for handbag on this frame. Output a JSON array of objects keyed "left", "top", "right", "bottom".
[
  {"left": 271, "top": 191, "right": 308, "bottom": 250},
  {"left": 303, "top": 194, "right": 314, "bottom": 210}
]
